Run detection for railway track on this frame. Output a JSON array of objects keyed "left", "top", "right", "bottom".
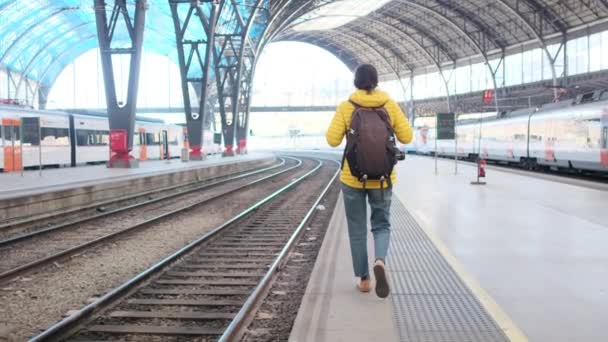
[
  {"left": 30, "top": 157, "right": 339, "bottom": 341},
  {"left": 0, "top": 156, "right": 308, "bottom": 284},
  {"left": 0, "top": 158, "right": 286, "bottom": 238}
]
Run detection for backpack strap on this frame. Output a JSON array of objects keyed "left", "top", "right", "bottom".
[
  {"left": 349, "top": 100, "right": 387, "bottom": 110},
  {"left": 348, "top": 100, "right": 361, "bottom": 109}
]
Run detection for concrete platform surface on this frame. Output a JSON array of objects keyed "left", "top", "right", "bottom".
[
  {"left": 393, "top": 156, "right": 608, "bottom": 342},
  {"left": 290, "top": 190, "right": 509, "bottom": 342},
  {"left": 0, "top": 153, "right": 272, "bottom": 200},
  {"left": 289, "top": 194, "right": 400, "bottom": 342}
]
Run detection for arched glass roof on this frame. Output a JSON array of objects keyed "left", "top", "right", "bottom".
[
  {"left": 3, "top": 0, "right": 607, "bottom": 95},
  {"left": 271, "top": 0, "right": 608, "bottom": 80},
  {"left": 0, "top": 0, "right": 268, "bottom": 88}
]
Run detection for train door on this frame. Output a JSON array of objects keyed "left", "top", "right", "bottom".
[
  {"left": 601, "top": 112, "right": 608, "bottom": 167},
  {"left": 161, "top": 130, "right": 169, "bottom": 160},
  {"left": 602, "top": 125, "right": 608, "bottom": 167},
  {"left": 1, "top": 119, "right": 22, "bottom": 172},
  {"left": 138, "top": 128, "right": 147, "bottom": 161},
  {"left": 182, "top": 127, "right": 189, "bottom": 150}
]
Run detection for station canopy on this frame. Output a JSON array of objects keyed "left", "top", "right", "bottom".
[
  {"left": 0, "top": 0, "right": 265, "bottom": 88},
  {"left": 1, "top": 0, "right": 608, "bottom": 88},
  {"left": 274, "top": 0, "right": 608, "bottom": 79}
]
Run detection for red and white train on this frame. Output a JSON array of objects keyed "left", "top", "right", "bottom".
[
  {"left": 408, "top": 91, "right": 608, "bottom": 173},
  {"left": 0, "top": 106, "right": 221, "bottom": 172}
]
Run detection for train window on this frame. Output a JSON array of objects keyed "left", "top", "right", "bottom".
[
  {"left": 41, "top": 127, "right": 69, "bottom": 146},
  {"left": 76, "top": 129, "right": 110, "bottom": 146},
  {"left": 602, "top": 127, "right": 607, "bottom": 149},
  {"left": 2, "top": 125, "right": 20, "bottom": 142},
  {"left": 75, "top": 130, "right": 87, "bottom": 146},
  {"left": 22, "top": 127, "right": 39, "bottom": 146},
  {"left": 145, "top": 133, "right": 159, "bottom": 145}
]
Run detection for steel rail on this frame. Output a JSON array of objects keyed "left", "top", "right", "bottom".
[
  {"left": 30, "top": 157, "right": 326, "bottom": 341},
  {"left": 219, "top": 158, "right": 341, "bottom": 341},
  {"left": 0, "top": 158, "right": 287, "bottom": 245},
  {"left": 0, "top": 157, "right": 305, "bottom": 284},
  {"left": 0, "top": 157, "right": 285, "bottom": 231}
]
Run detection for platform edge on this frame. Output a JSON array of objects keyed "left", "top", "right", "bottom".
[{"left": 393, "top": 192, "right": 529, "bottom": 342}]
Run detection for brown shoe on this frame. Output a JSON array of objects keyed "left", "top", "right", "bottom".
[
  {"left": 357, "top": 278, "right": 371, "bottom": 293},
  {"left": 373, "top": 259, "right": 390, "bottom": 298}
]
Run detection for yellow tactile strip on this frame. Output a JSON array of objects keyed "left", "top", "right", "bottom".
[{"left": 388, "top": 199, "right": 515, "bottom": 342}]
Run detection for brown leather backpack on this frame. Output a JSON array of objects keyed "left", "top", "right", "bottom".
[{"left": 342, "top": 100, "right": 398, "bottom": 189}]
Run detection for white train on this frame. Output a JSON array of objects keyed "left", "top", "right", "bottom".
[
  {"left": 408, "top": 90, "right": 608, "bottom": 173},
  {"left": 0, "top": 106, "right": 221, "bottom": 172}
]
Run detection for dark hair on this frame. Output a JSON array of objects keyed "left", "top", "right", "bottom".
[{"left": 354, "top": 64, "right": 378, "bottom": 93}]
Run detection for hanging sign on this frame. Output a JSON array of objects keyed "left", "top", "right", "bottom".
[
  {"left": 436, "top": 112, "right": 455, "bottom": 140},
  {"left": 482, "top": 89, "right": 494, "bottom": 104}
]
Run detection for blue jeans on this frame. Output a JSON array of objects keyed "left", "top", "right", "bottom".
[{"left": 341, "top": 183, "right": 392, "bottom": 278}]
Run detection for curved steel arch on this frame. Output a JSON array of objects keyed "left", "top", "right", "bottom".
[
  {"left": 0, "top": 7, "right": 78, "bottom": 67},
  {"left": 321, "top": 29, "right": 411, "bottom": 101},
  {"left": 260, "top": 0, "right": 314, "bottom": 54},
  {"left": 422, "top": 0, "right": 508, "bottom": 49},
  {"left": 288, "top": 29, "right": 398, "bottom": 77},
  {"left": 595, "top": 0, "right": 608, "bottom": 14},
  {"left": 276, "top": 10, "right": 433, "bottom": 72},
  {"left": 517, "top": 0, "right": 568, "bottom": 33},
  {"left": 397, "top": 1, "right": 485, "bottom": 55},
  {"left": 283, "top": 34, "right": 361, "bottom": 70},
  {"left": 379, "top": 10, "right": 458, "bottom": 62},
  {"left": 14, "top": 21, "right": 95, "bottom": 97},
  {"left": 308, "top": 16, "right": 452, "bottom": 70},
  {"left": 326, "top": 14, "right": 453, "bottom": 111},
  {"left": 395, "top": 0, "right": 501, "bottom": 111},
  {"left": 35, "top": 36, "right": 97, "bottom": 97},
  {"left": 344, "top": 26, "right": 412, "bottom": 71},
  {"left": 336, "top": 20, "right": 446, "bottom": 75},
  {"left": 0, "top": 0, "right": 16, "bottom": 11},
  {"left": 494, "top": 0, "right": 566, "bottom": 96}
]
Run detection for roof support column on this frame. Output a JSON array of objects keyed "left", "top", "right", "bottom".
[
  {"left": 6, "top": 70, "right": 17, "bottom": 100},
  {"left": 408, "top": 72, "right": 415, "bottom": 125},
  {"left": 169, "top": 0, "right": 218, "bottom": 160},
  {"left": 494, "top": 0, "right": 566, "bottom": 100},
  {"left": 439, "top": 68, "right": 452, "bottom": 113},
  {"left": 38, "top": 85, "right": 50, "bottom": 110},
  {"left": 235, "top": 56, "right": 254, "bottom": 155},
  {"left": 94, "top": 0, "right": 147, "bottom": 168},
  {"left": 214, "top": 0, "right": 264, "bottom": 157},
  {"left": 488, "top": 54, "right": 504, "bottom": 114}
]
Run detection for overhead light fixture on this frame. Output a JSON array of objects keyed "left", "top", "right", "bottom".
[{"left": 292, "top": 0, "right": 392, "bottom": 32}]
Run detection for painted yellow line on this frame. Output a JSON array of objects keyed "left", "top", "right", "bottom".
[{"left": 394, "top": 192, "right": 529, "bottom": 342}]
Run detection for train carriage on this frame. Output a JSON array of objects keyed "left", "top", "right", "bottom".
[
  {"left": 0, "top": 105, "right": 204, "bottom": 172},
  {"left": 1, "top": 107, "right": 71, "bottom": 170},
  {"left": 415, "top": 91, "right": 608, "bottom": 174},
  {"left": 71, "top": 114, "right": 110, "bottom": 165}
]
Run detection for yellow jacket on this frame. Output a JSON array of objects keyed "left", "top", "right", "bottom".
[{"left": 326, "top": 89, "right": 413, "bottom": 189}]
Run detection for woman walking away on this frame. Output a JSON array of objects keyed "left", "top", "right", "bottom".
[{"left": 326, "top": 64, "right": 413, "bottom": 298}]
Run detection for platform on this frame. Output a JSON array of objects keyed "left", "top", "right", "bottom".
[
  {"left": 0, "top": 153, "right": 275, "bottom": 223},
  {"left": 291, "top": 155, "right": 608, "bottom": 342}
]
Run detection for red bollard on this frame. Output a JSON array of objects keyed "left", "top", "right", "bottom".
[
  {"left": 471, "top": 158, "right": 487, "bottom": 185},
  {"left": 478, "top": 159, "right": 486, "bottom": 178}
]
